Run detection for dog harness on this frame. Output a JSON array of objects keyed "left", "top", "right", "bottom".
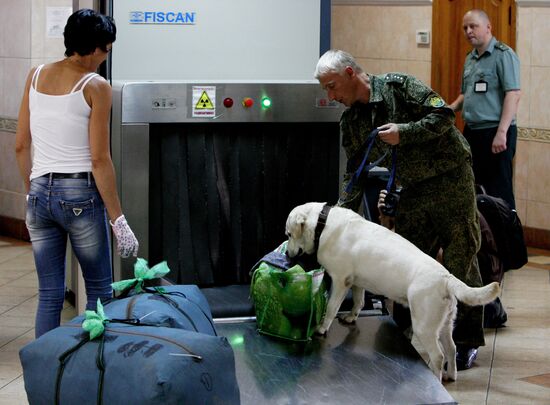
[{"left": 314, "top": 204, "right": 332, "bottom": 252}]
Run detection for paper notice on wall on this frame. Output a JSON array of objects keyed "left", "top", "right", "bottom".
[
  {"left": 46, "top": 7, "right": 72, "bottom": 38},
  {"left": 192, "top": 86, "right": 216, "bottom": 118}
]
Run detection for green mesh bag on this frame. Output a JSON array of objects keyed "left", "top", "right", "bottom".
[{"left": 250, "top": 241, "right": 328, "bottom": 342}]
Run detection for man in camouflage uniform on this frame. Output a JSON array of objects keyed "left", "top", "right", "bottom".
[{"left": 314, "top": 49, "right": 484, "bottom": 370}]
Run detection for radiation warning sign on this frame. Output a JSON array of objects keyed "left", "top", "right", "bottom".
[{"left": 192, "top": 86, "right": 216, "bottom": 117}]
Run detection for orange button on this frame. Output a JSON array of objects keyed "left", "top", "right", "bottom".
[{"left": 242, "top": 97, "right": 254, "bottom": 108}]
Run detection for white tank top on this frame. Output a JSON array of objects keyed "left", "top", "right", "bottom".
[{"left": 29, "top": 64, "right": 100, "bottom": 180}]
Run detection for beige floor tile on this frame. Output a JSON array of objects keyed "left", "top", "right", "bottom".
[
  {"left": 0, "top": 314, "right": 34, "bottom": 329},
  {"left": 520, "top": 372, "right": 550, "bottom": 389},
  {"left": 503, "top": 288, "right": 550, "bottom": 301},
  {"left": 493, "top": 322, "right": 550, "bottom": 340},
  {"left": 6, "top": 278, "right": 37, "bottom": 289},
  {"left": 0, "top": 262, "right": 35, "bottom": 273},
  {"left": 494, "top": 329, "right": 550, "bottom": 351},
  {"left": 502, "top": 307, "right": 550, "bottom": 324},
  {"left": 0, "top": 271, "right": 35, "bottom": 285},
  {"left": 0, "top": 363, "right": 23, "bottom": 386},
  {"left": 504, "top": 267, "right": 550, "bottom": 281},
  {"left": 488, "top": 370, "right": 550, "bottom": 405},
  {"left": 0, "top": 350, "right": 23, "bottom": 367},
  {"left": 487, "top": 390, "right": 550, "bottom": 405},
  {"left": 61, "top": 306, "right": 77, "bottom": 322},
  {"left": 0, "top": 396, "right": 29, "bottom": 405},
  {"left": 527, "top": 255, "right": 550, "bottom": 265},
  {"left": 0, "top": 295, "right": 33, "bottom": 307},
  {"left": 2, "top": 305, "right": 36, "bottom": 319},
  {"left": 0, "top": 286, "right": 37, "bottom": 298},
  {"left": 0, "top": 326, "right": 33, "bottom": 348},
  {"left": 0, "top": 247, "right": 33, "bottom": 265},
  {"left": 0, "top": 306, "right": 13, "bottom": 315},
  {"left": 7, "top": 296, "right": 38, "bottom": 316},
  {"left": 0, "top": 330, "right": 34, "bottom": 353},
  {"left": 0, "top": 375, "right": 29, "bottom": 405}
]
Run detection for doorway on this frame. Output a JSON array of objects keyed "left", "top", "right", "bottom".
[{"left": 431, "top": 0, "right": 516, "bottom": 131}]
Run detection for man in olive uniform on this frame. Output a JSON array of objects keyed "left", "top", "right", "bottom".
[
  {"left": 314, "top": 49, "right": 484, "bottom": 370},
  {"left": 450, "top": 9, "right": 521, "bottom": 209}
]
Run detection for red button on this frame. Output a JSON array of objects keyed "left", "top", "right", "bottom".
[
  {"left": 242, "top": 97, "right": 254, "bottom": 108},
  {"left": 223, "top": 97, "right": 234, "bottom": 108}
]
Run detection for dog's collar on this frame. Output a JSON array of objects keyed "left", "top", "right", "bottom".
[{"left": 314, "top": 204, "right": 332, "bottom": 252}]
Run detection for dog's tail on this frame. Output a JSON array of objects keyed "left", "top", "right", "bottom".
[{"left": 446, "top": 275, "right": 500, "bottom": 306}]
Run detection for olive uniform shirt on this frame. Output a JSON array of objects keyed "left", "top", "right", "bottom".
[{"left": 339, "top": 73, "right": 473, "bottom": 209}]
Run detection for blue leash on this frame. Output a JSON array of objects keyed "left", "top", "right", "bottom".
[{"left": 345, "top": 128, "right": 397, "bottom": 194}]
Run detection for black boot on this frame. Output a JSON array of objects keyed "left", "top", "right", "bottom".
[{"left": 456, "top": 345, "right": 478, "bottom": 370}]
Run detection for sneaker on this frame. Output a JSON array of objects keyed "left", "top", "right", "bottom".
[{"left": 456, "top": 346, "right": 478, "bottom": 370}]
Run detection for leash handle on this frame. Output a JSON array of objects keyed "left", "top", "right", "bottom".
[{"left": 345, "top": 129, "right": 388, "bottom": 193}]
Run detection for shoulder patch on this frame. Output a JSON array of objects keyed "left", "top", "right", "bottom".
[
  {"left": 384, "top": 73, "right": 406, "bottom": 84},
  {"left": 495, "top": 42, "right": 510, "bottom": 51},
  {"left": 428, "top": 96, "right": 445, "bottom": 108}
]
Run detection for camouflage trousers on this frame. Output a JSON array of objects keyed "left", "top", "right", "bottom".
[{"left": 394, "top": 162, "right": 485, "bottom": 347}]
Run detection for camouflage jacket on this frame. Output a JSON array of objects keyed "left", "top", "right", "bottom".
[{"left": 339, "top": 73, "right": 472, "bottom": 209}]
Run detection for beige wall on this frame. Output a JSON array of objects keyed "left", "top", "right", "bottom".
[
  {"left": 0, "top": 0, "right": 69, "bottom": 221},
  {"left": 332, "top": 3, "right": 432, "bottom": 85},
  {"left": 332, "top": 1, "right": 550, "bottom": 236},
  {"left": 514, "top": 5, "right": 550, "bottom": 231}
]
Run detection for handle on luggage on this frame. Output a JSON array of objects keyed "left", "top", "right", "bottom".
[{"left": 55, "top": 334, "right": 107, "bottom": 405}]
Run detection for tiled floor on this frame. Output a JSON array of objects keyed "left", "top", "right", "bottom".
[{"left": 0, "top": 236, "right": 549, "bottom": 404}]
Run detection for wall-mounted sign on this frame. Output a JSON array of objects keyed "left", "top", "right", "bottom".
[
  {"left": 192, "top": 86, "right": 216, "bottom": 117},
  {"left": 46, "top": 7, "right": 72, "bottom": 38},
  {"left": 129, "top": 11, "right": 196, "bottom": 25}
]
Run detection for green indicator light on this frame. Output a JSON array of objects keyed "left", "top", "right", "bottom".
[
  {"left": 230, "top": 335, "right": 244, "bottom": 346},
  {"left": 261, "top": 97, "right": 272, "bottom": 108}
]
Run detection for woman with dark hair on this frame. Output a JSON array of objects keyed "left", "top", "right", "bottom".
[{"left": 15, "top": 9, "right": 139, "bottom": 338}]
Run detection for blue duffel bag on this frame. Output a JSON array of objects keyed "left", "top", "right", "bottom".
[
  {"left": 19, "top": 321, "right": 240, "bottom": 405},
  {"left": 104, "top": 258, "right": 216, "bottom": 334},
  {"left": 104, "top": 284, "right": 217, "bottom": 335}
]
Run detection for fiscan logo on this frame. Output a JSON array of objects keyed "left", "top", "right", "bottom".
[{"left": 129, "top": 11, "right": 196, "bottom": 25}]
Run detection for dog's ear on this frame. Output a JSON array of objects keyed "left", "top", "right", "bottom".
[{"left": 287, "top": 211, "right": 307, "bottom": 238}]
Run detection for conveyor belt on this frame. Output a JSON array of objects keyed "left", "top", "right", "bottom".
[{"left": 215, "top": 315, "right": 456, "bottom": 405}]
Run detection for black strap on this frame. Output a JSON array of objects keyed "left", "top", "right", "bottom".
[
  {"left": 56, "top": 337, "right": 90, "bottom": 405},
  {"left": 147, "top": 289, "right": 217, "bottom": 335},
  {"left": 314, "top": 204, "right": 332, "bottom": 252},
  {"left": 95, "top": 335, "right": 106, "bottom": 405},
  {"left": 385, "top": 147, "right": 398, "bottom": 193}
]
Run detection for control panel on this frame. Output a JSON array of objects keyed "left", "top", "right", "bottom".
[{"left": 116, "top": 81, "right": 344, "bottom": 124}]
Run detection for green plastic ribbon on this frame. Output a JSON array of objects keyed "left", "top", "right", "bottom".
[
  {"left": 82, "top": 299, "right": 109, "bottom": 340},
  {"left": 111, "top": 258, "right": 170, "bottom": 293}
]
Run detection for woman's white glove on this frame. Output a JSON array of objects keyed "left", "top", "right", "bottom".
[{"left": 110, "top": 215, "right": 139, "bottom": 258}]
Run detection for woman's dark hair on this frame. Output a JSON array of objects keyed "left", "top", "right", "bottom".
[{"left": 64, "top": 9, "right": 116, "bottom": 57}]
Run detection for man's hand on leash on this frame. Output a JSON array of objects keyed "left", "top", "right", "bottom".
[{"left": 378, "top": 123, "right": 400, "bottom": 145}]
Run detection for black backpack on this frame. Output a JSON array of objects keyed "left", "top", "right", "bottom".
[{"left": 476, "top": 188, "right": 528, "bottom": 271}]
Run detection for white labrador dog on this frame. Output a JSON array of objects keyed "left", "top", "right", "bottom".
[{"left": 285, "top": 202, "right": 500, "bottom": 382}]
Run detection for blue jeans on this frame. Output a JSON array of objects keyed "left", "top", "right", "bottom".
[{"left": 26, "top": 174, "right": 113, "bottom": 338}]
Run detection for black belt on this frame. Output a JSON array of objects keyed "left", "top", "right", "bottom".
[{"left": 42, "top": 172, "right": 93, "bottom": 180}]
